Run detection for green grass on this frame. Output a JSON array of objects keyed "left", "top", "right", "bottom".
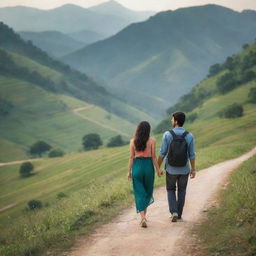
[
  {"left": 0, "top": 76, "right": 139, "bottom": 161},
  {"left": 0, "top": 96, "right": 255, "bottom": 255},
  {"left": 196, "top": 155, "right": 256, "bottom": 256},
  {"left": 0, "top": 42, "right": 256, "bottom": 256}
]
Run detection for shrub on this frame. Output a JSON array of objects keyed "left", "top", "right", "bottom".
[
  {"left": 216, "top": 72, "right": 239, "bottom": 94},
  {"left": 82, "top": 133, "right": 102, "bottom": 150},
  {"left": 57, "top": 192, "right": 67, "bottom": 199},
  {"left": 27, "top": 200, "right": 42, "bottom": 210},
  {"left": 208, "top": 63, "right": 221, "bottom": 77},
  {"left": 241, "top": 70, "right": 256, "bottom": 84},
  {"left": 29, "top": 141, "right": 52, "bottom": 157},
  {"left": 107, "top": 135, "right": 127, "bottom": 147},
  {"left": 218, "top": 103, "right": 244, "bottom": 118},
  {"left": 248, "top": 87, "right": 256, "bottom": 103},
  {"left": 19, "top": 162, "right": 34, "bottom": 178},
  {"left": 186, "top": 112, "right": 198, "bottom": 123},
  {"left": 48, "top": 148, "right": 65, "bottom": 158}
]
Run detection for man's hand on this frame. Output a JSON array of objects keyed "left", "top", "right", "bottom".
[
  {"left": 190, "top": 170, "right": 196, "bottom": 179},
  {"left": 157, "top": 169, "right": 164, "bottom": 177}
]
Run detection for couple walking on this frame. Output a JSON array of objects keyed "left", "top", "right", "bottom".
[{"left": 128, "top": 112, "right": 196, "bottom": 228}]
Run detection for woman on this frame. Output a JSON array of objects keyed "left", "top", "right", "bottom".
[{"left": 128, "top": 121, "right": 163, "bottom": 228}]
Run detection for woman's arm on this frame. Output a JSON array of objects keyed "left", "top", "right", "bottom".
[
  {"left": 128, "top": 139, "right": 135, "bottom": 181},
  {"left": 151, "top": 138, "right": 163, "bottom": 177}
]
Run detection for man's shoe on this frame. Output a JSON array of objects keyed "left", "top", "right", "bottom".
[{"left": 171, "top": 212, "right": 178, "bottom": 222}]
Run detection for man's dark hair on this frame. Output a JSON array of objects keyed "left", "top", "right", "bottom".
[{"left": 172, "top": 112, "right": 186, "bottom": 126}]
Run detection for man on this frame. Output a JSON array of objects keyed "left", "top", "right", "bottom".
[{"left": 158, "top": 111, "right": 196, "bottom": 222}]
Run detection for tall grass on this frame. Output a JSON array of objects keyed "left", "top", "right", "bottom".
[{"left": 196, "top": 155, "right": 256, "bottom": 256}]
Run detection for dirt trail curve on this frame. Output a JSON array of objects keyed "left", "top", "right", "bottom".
[
  {"left": 0, "top": 158, "right": 42, "bottom": 167},
  {"left": 66, "top": 146, "right": 256, "bottom": 256},
  {"left": 72, "top": 105, "right": 130, "bottom": 137}
]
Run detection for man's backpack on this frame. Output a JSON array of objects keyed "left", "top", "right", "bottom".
[{"left": 167, "top": 130, "right": 189, "bottom": 167}]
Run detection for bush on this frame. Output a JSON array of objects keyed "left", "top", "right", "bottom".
[
  {"left": 29, "top": 140, "right": 52, "bottom": 157},
  {"left": 19, "top": 162, "right": 34, "bottom": 178},
  {"left": 218, "top": 103, "right": 244, "bottom": 118},
  {"left": 241, "top": 70, "right": 256, "bottom": 84},
  {"left": 216, "top": 72, "right": 239, "bottom": 94},
  {"left": 27, "top": 200, "right": 42, "bottom": 210},
  {"left": 57, "top": 192, "right": 67, "bottom": 199},
  {"left": 107, "top": 135, "right": 127, "bottom": 147},
  {"left": 82, "top": 133, "right": 102, "bottom": 150},
  {"left": 248, "top": 87, "right": 256, "bottom": 103},
  {"left": 208, "top": 63, "right": 221, "bottom": 77},
  {"left": 48, "top": 148, "right": 65, "bottom": 158},
  {"left": 186, "top": 112, "right": 198, "bottom": 123}
]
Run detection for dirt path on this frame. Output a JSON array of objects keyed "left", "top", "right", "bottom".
[
  {"left": 72, "top": 105, "right": 130, "bottom": 137},
  {"left": 0, "top": 158, "right": 43, "bottom": 167},
  {"left": 66, "top": 146, "right": 256, "bottom": 256},
  {"left": 0, "top": 203, "right": 16, "bottom": 212}
]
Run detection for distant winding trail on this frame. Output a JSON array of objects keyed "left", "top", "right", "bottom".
[
  {"left": 72, "top": 105, "right": 130, "bottom": 137},
  {"left": 66, "top": 146, "right": 256, "bottom": 256},
  {"left": 0, "top": 158, "right": 42, "bottom": 167}
]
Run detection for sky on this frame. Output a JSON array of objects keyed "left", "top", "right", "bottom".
[{"left": 0, "top": 0, "right": 255, "bottom": 12}]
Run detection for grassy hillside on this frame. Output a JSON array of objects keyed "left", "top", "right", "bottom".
[
  {"left": 0, "top": 22, "right": 155, "bottom": 123},
  {"left": 0, "top": 75, "right": 141, "bottom": 162},
  {"left": 195, "top": 155, "right": 256, "bottom": 256},
  {"left": 62, "top": 5, "right": 256, "bottom": 116},
  {"left": 0, "top": 92, "right": 255, "bottom": 255},
  {"left": 155, "top": 42, "right": 256, "bottom": 132}
]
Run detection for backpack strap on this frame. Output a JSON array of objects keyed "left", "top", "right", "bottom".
[
  {"left": 182, "top": 131, "right": 189, "bottom": 138},
  {"left": 169, "top": 130, "right": 177, "bottom": 139}
]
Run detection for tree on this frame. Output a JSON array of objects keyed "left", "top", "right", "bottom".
[
  {"left": 48, "top": 148, "right": 65, "bottom": 158},
  {"left": 27, "top": 200, "right": 42, "bottom": 210},
  {"left": 82, "top": 133, "right": 102, "bottom": 150},
  {"left": 19, "top": 162, "right": 34, "bottom": 177},
  {"left": 248, "top": 87, "right": 256, "bottom": 103},
  {"left": 29, "top": 140, "right": 52, "bottom": 157},
  {"left": 218, "top": 103, "right": 243, "bottom": 118},
  {"left": 208, "top": 63, "right": 221, "bottom": 77},
  {"left": 216, "top": 72, "right": 238, "bottom": 94},
  {"left": 241, "top": 70, "right": 256, "bottom": 83},
  {"left": 107, "top": 135, "right": 127, "bottom": 147}
]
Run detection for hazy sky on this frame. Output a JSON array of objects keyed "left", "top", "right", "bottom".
[{"left": 0, "top": 0, "right": 255, "bottom": 12}]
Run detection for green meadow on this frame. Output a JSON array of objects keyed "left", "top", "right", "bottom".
[
  {"left": 0, "top": 75, "right": 138, "bottom": 162},
  {"left": 0, "top": 88, "right": 255, "bottom": 255},
  {"left": 196, "top": 155, "right": 256, "bottom": 256}
]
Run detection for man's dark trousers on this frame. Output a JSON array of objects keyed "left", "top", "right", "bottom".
[{"left": 166, "top": 172, "right": 189, "bottom": 218}]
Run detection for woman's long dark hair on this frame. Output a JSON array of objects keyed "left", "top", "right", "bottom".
[{"left": 134, "top": 121, "right": 151, "bottom": 151}]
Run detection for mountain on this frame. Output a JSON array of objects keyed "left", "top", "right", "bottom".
[
  {"left": 67, "top": 30, "right": 106, "bottom": 45},
  {"left": 62, "top": 4, "right": 256, "bottom": 116},
  {"left": 18, "top": 31, "right": 85, "bottom": 57},
  {"left": 0, "top": 2, "right": 154, "bottom": 37},
  {"left": 154, "top": 42, "right": 256, "bottom": 132},
  {"left": 89, "top": 0, "right": 155, "bottom": 21},
  {"left": 0, "top": 22, "right": 155, "bottom": 161}
]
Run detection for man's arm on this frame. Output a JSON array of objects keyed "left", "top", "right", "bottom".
[
  {"left": 188, "top": 134, "right": 196, "bottom": 179},
  {"left": 158, "top": 156, "right": 164, "bottom": 168},
  {"left": 189, "top": 158, "right": 196, "bottom": 178}
]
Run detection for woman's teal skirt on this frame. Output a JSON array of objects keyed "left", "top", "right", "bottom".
[{"left": 132, "top": 157, "right": 155, "bottom": 213}]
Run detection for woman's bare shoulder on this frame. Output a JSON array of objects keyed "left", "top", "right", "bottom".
[{"left": 150, "top": 137, "right": 156, "bottom": 143}]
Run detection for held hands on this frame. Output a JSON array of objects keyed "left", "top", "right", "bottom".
[
  {"left": 190, "top": 170, "right": 196, "bottom": 179},
  {"left": 157, "top": 169, "right": 164, "bottom": 177}
]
